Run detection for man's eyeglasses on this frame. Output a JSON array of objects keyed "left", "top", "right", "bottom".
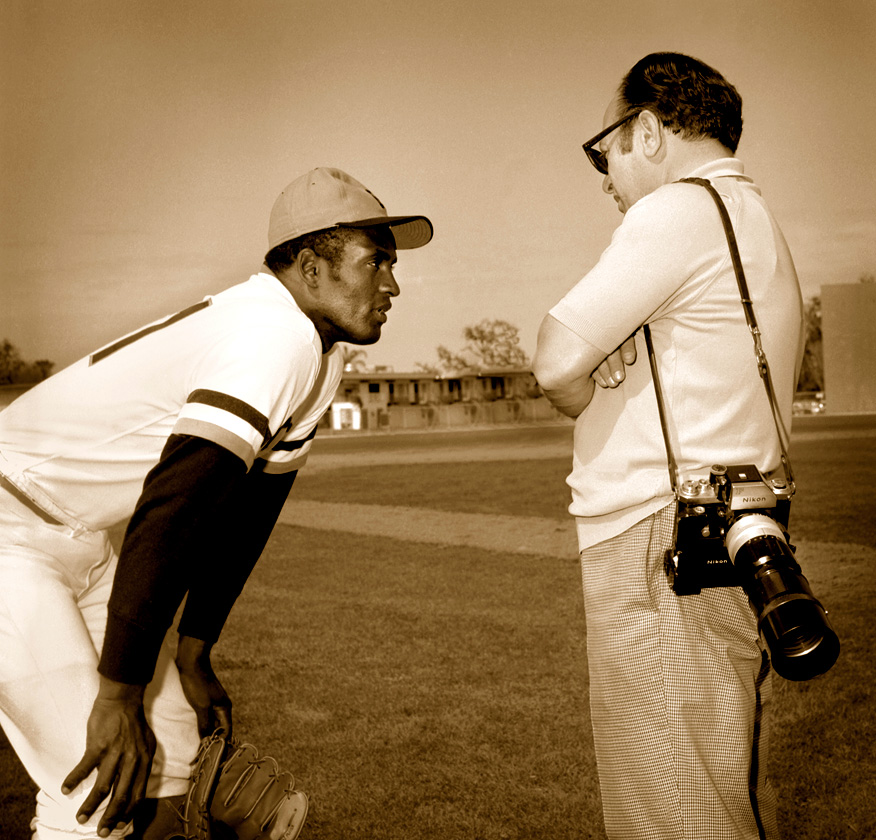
[{"left": 582, "top": 111, "right": 640, "bottom": 175}]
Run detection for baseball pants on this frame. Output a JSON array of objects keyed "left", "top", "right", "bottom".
[
  {"left": 0, "top": 481, "right": 200, "bottom": 839},
  {"left": 578, "top": 504, "right": 779, "bottom": 840}
]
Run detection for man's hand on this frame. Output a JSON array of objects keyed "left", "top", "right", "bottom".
[
  {"left": 62, "top": 677, "right": 155, "bottom": 837},
  {"left": 592, "top": 335, "right": 637, "bottom": 388},
  {"left": 176, "top": 635, "right": 233, "bottom": 739}
]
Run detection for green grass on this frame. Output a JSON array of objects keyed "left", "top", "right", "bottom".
[
  {"left": 220, "top": 532, "right": 602, "bottom": 840},
  {"left": 294, "top": 435, "right": 876, "bottom": 546},
  {"left": 1, "top": 424, "right": 873, "bottom": 838},
  {"left": 294, "top": 459, "right": 573, "bottom": 520}
]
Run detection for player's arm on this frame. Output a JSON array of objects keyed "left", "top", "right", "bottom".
[
  {"left": 175, "top": 460, "right": 298, "bottom": 738},
  {"left": 533, "top": 316, "right": 635, "bottom": 417},
  {"left": 64, "top": 434, "right": 252, "bottom": 833}
]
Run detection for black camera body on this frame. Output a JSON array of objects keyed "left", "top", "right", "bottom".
[
  {"left": 667, "top": 464, "right": 792, "bottom": 595},
  {"left": 665, "top": 464, "right": 839, "bottom": 681}
]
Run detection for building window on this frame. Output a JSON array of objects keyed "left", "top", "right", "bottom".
[{"left": 368, "top": 383, "right": 380, "bottom": 393}]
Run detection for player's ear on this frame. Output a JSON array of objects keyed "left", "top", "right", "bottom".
[{"left": 295, "top": 248, "right": 323, "bottom": 290}]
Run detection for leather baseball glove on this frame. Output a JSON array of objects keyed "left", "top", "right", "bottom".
[{"left": 180, "top": 730, "right": 309, "bottom": 840}]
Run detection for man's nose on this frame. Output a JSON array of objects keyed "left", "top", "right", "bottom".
[
  {"left": 382, "top": 267, "right": 400, "bottom": 297},
  {"left": 602, "top": 174, "right": 614, "bottom": 195}
]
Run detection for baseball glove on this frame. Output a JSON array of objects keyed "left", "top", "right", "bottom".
[{"left": 180, "top": 730, "right": 309, "bottom": 840}]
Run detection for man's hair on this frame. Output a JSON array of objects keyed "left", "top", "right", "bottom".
[
  {"left": 264, "top": 226, "right": 361, "bottom": 275},
  {"left": 617, "top": 52, "right": 743, "bottom": 152}
]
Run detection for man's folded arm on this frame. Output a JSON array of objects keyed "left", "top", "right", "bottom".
[{"left": 533, "top": 315, "right": 607, "bottom": 418}]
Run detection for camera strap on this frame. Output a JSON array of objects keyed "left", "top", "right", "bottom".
[{"left": 643, "top": 176, "right": 795, "bottom": 493}]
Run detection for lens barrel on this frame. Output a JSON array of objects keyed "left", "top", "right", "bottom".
[{"left": 726, "top": 515, "right": 840, "bottom": 681}]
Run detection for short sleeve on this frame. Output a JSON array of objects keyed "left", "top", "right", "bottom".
[
  {"left": 174, "top": 325, "right": 320, "bottom": 469},
  {"left": 549, "top": 183, "right": 724, "bottom": 353},
  {"left": 258, "top": 344, "right": 344, "bottom": 474}
]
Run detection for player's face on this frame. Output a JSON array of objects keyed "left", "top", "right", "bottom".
[{"left": 319, "top": 228, "right": 400, "bottom": 347}]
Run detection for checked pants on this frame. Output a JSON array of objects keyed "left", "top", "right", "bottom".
[{"left": 579, "top": 504, "right": 779, "bottom": 840}]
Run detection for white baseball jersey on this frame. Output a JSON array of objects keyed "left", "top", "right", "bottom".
[{"left": 0, "top": 271, "right": 342, "bottom": 534}]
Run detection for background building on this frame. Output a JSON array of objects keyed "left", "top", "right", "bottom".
[
  {"left": 326, "top": 368, "right": 562, "bottom": 431},
  {"left": 822, "top": 283, "right": 876, "bottom": 414}
]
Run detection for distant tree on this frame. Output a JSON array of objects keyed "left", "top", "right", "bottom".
[
  {"left": 859, "top": 272, "right": 875, "bottom": 284},
  {"left": 340, "top": 345, "right": 369, "bottom": 372},
  {"left": 797, "top": 296, "right": 823, "bottom": 392},
  {"left": 414, "top": 361, "right": 441, "bottom": 376},
  {"left": 0, "top": 340, "right": 24, "bottom": 384},
  {"left": 435, "top": 344, "right": 472, "bottom": 373},
  {"left": 0, "top": 340, "right": 55, "bottom": 385},
  {"left": 460, "top": 319, "right": 529, "bottom": 368},
  {"left": 33, "top": 359, "right": 54, "bottom": 380},
  {"left": 417, "top": 319, "right": 529, "bottom": 374}
]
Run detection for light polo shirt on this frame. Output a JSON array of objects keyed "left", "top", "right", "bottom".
[
  {"left": 549, "top": 159, "right": 804, "bottom": 550},
  {"left": 0, "top": 271, "right": 342, "bottom": 533}
]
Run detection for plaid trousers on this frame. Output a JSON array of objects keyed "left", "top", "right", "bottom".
[{"left": 579, "top": 504, "right": 779, "bottom": 840}]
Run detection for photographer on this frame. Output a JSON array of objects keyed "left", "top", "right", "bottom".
[{"left": 532, "top": 54, "right": 804, "bottom": 839}]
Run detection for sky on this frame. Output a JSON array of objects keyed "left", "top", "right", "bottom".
[{"left": 2, "top": 0, "right": 874, "bottom": 374}]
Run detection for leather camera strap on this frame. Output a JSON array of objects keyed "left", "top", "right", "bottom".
[{"left": 644, "top": 176, "right": 795, "bottom": 493}]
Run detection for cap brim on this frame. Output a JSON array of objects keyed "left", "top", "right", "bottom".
[{"left": 342, "top": 215, "right": 433, "bottom": 250}]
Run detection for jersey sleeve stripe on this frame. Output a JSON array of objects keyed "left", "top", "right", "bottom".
[
  {"left": 269, "top": 424, "right": 319, "bottom": 452},
  {"left": 261, "top": 453, "right": 309, "bottom": 474},
  {"left": 89, "top": 300, "right": 212, "bottom": 365},
  {"left": 187, "top": 389, "right": 272, "bottom": 443},
  {"left": 172, "top": 418, "right": 257, "bottom": 468},
  {"left": 175, "top": 403, "right": 263, "bottom": 461}
]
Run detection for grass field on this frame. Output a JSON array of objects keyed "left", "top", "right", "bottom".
[{"left": 1, "top": 420, "right": 873, "bottom": 838}]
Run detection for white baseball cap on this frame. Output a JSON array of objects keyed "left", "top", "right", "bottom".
[{"left": 267, "top": 167, "right": 433, "bottom": 251}]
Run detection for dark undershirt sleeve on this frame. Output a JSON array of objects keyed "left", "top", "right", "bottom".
[
  {"left": 98, "top": 434, "right": 295, "bottom": 685},
  {"left": 177, "top": 459, "right": 297, "bottom": 642}
]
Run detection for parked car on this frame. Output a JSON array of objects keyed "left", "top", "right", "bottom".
[{"left": 793, "top": 391, "right": 825, "bottom": 415}]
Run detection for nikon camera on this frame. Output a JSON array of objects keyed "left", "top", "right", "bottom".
[{"left": 665, "top": 463, "right": 839, "bottom": 681}]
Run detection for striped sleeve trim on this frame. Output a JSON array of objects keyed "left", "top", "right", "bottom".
[
  {"left": 270, "top": 424, "right": 318, "bottom": 452},
  {"left": 172, "top": 419, "right": 257, "bottom": 469},
  {"left": 261, "top": 452, "right": 309, "bottom": 474},
  {"left": 259, "top": 425, "right": 320, "bottom": 472},
  {"left": 175, "top": 393, "right": 272, "bottom": 468},
  {"left": 187, "top": 389, "right": 272, "bottom": 444}
]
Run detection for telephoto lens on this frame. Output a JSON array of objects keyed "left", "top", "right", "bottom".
[{"left": 726, "top": 514, "right": 840, "bottom": 681}]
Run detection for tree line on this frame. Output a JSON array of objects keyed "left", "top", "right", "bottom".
[
  {"left": 0, "top": 340, "right": 54, "bottom": 385},
  {"left": 412, "top": 307, "right": 828, "bottom": 393},
  {"left": 5, "top": 280, "right": 860, "bottom": 391}
]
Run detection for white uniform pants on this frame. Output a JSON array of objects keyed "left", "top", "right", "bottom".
[
  {"left": 0, "top": 483, "right": 200, "bottom": 839},
  {"left": 579, "top": 505, "right": 779, "bottom": 840}
]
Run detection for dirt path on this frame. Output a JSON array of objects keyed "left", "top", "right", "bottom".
[
  {"left": 304, "top": 428, "right": 573, "bottom": 473},
  {"left": 278, "top": 418, "right": 876, "bottom": 561},
  {"left": 279, "top": 426, "right": 580, "bottom": 558}
]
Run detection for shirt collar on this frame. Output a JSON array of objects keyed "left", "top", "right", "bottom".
[{"left": 684, "top": 157, "right": 750, "bottom": 182}]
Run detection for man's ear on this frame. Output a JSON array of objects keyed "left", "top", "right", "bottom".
[
  {"left": 295, "top": 248, "right": 323, "bottom": 289},
  {"left": 637, "top": 109, "right": 665, "bottom": 162}
]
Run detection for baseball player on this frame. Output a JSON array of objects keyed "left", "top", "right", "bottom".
[{"left": 0, "top": 167, "right": 432, "bottom": 839}]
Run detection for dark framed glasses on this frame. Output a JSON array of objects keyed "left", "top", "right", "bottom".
[{"left": 582, "top": 111, "right": 640, "bottom": 175}]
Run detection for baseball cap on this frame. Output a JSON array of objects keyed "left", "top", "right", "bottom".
[{"left": 267, "top": 167, "right": 433, "bottom": 251}]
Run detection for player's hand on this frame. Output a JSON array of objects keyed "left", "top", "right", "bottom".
[
  {"left": 62, "top": 677, "right": 155, "bottom": 837},
  {"left": 176, "top": 635, "right": 233, "bottom": 739},
  {"left": 592, "top": 335, "right": 637, "bottom": 388}
]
